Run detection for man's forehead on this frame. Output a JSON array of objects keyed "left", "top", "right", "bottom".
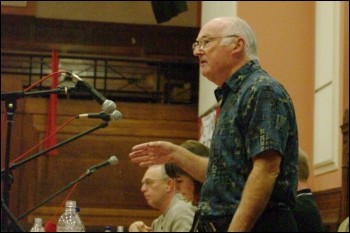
[
  {"left": 143, "top": 166, "right": 161, "bottom": 178},
  {"left": 198, "top": 21, "right": 225, "bottom": 39}
]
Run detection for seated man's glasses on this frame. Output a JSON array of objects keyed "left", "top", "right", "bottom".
[{"left": 141, "top": 178, "right": 168, "bottom": 187}]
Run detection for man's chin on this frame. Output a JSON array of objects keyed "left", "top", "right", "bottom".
[{"left": 200, "top": 70, "right": 211, "bottom": 79}]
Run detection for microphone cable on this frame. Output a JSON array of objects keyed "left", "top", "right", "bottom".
[{"left": 49, "top": 173, "right": 81, "bottom": 225}]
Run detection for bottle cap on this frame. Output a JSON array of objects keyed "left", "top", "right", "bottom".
[
  {"left": 34, "top": 218, "right": 42, "bottom": 225},
  {"left": 65, "top": 200, "right": 76, "bottom": 208},
  {"left": 117, "top": 225, "right": 124, "bottom": 232}
]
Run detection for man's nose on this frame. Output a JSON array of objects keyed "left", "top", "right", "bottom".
[{"left": 193, "top": 47, "right": 201, "bottom": 56}]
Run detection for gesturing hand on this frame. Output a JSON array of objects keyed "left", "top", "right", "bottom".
[{"left": 129, "top": 141, "right": 177, "bottom": 167}]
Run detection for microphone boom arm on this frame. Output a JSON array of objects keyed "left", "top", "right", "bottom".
[
  {"left": 17, "top": 156, "right": 117, "bottom": 220},
  {"left": 17, "top": 168, "right": 94, "bottom": 220},
  {"left": 1, "top": 121, "right": 109, "bottom": 174},
  {"left": 1, "top": 87, "right": 72, "bottom": 101}
]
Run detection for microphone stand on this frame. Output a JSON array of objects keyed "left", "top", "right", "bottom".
[
  {"left": 1, "top": 196, "right": 25, "bottom": 232},
  {"left": 1, "top": 87, "right": 72, "bottom": 231},
  {"left": 1, "top": 86, "right": 113, "bottom": 231},
  {"left": 17, "top": 166, "right": 103, "bottom": 221},
  {"left": 1, "top": 121, "right": 109, "bottom": 231}
]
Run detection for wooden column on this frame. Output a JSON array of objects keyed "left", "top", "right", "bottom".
[{"left": 341, "top": 109, "right": 349, "bottom": 221}]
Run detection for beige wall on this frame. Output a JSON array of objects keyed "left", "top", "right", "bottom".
[{"left": 342, "top": 1, "right": 349, "bottom": 113}]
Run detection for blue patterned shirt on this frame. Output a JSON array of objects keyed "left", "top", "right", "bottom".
[{"left": 199, "top": 60, "right": 298, "bottom": 218}]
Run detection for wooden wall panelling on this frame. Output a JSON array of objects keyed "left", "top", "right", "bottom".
[
  {"left": 16, "top": 113, "right": 41, "bottom": 216},
  {"left": 340, "top": 109, "right": 349, "bottom": 221},
  {"left": 11, "top": 97, "right": 198, "bottom": 228},
  {"left": 314, "top": 188, "right": 342, "bottom": 232}
]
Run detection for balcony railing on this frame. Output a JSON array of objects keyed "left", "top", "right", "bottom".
[{"left": 1, "top": 51, "right": 199, "bottom": 104}]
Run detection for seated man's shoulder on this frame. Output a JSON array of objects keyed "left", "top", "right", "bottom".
[{"left": 169, "top": 196, "right": 196, "bottom": 216}]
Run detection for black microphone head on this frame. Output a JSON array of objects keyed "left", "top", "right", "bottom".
[
  {"left": 102, "top": 100, "right": 116, "bottom": 114},
  {"left": 110, "top": 110, "right": 122, "bottom": 121}
]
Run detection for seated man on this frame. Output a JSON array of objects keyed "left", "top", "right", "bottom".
[
  {"left": 292, "top": 148, "right": 326, "bottom": 232},
  {"left": 129, "top": 164, "right": 196, "bottom": 232}
]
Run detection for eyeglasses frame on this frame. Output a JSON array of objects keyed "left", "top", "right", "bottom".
[
  {"left": 192, "top": 34, "right": 239, "bottom": 51},
  {"left": 141, "top": 178, "right": 170, "bottom": 187}
]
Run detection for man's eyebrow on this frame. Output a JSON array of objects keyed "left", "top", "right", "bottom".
[{"left": 196, "top": 34, "right": 210, "bottom": 40}]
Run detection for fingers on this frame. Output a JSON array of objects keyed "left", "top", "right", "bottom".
[
  {"left": 129, "top": 150, "right": 149, "bottom": 158},
  {"left": 129, "top": 142, "right": 157, "bottom": 160},
  {"left": 129, "top": 141, "right": 170, "bottom": 167},
  {"left": 131, "top": 142, "right": 149, "bottom": 151},
  {"left": 129, "top": 221, "right": 152, "bottom": 232},
  {"left": 131, "top": 141, "right": 163, "bottom": 151}
]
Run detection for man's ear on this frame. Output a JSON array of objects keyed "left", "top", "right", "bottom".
[
  {"left": 232, "top": 37, "right": 245, "bottom": 54},
  {"left": 166, "top": 178, "right": 175, "bottom": 192}
]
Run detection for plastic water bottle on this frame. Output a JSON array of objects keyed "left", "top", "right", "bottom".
[
  {"left": 75, "top": 207, "right": 85, "bottom": 232},
  {"left": 30, "top": 217, "right": 45, "bottom": 232},
  {"left": 56, "top": 200, "right": 84, "bottom": 232}
]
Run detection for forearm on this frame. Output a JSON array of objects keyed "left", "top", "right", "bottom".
[
  {"left": 228, "top": 152, "right": 280, "bottom": 232},
  {"left": 173, "top": 146, "right": 208, "bottom": 182},
  {"left": 228, "top": 170, "right": 276, "bottom": 231},
  {"left": 129, "top": 141, "right": 209, "bottom": 182}
]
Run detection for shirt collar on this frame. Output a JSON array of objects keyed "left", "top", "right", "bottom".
[{"left": 214, "top": 60, "right": 261, "bottom": 102}]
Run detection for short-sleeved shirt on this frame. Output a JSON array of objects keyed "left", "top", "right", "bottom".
[
  {"left": 198, "top": 60, "right": 299, "bottom": 218},
  {"left": 152, "top": 193, "right": 196, "bottom": 232}
]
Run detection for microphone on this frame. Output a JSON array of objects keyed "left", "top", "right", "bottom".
[
  {"left": 16, "top": 155, "right": 119, "bottom": 222},
  {"left": 77, "top": 110, "right": 122, "bottom": 121},
  {"left": 87, "top": 155, "right": 118, "bottom": 173},
  {"left": 71, "top": 73, "right": 116, "bottom": 114}
]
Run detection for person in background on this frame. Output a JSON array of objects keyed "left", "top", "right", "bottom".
[
  {"left": 165, "top": 140, "right": 210, "bottom": 206},
  {"left": 129, "top": 16, "right": 299, "bottom": 232},
  {"left": 292, "top": 148, "right": 326, "bottom": 232},
  {"left": 165, "top": 140, "right": 209, "bottom": 232},
  {"left": 128, "top": 164, "right": 195, "bottom": 232}
]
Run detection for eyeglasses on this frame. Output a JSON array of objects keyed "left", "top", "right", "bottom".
[
  {"left": 192, "top": 35, "right": 238, "bottom": 51},
  {"left": 141, "top": 178, "right": 167, "bottom": 187}
]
